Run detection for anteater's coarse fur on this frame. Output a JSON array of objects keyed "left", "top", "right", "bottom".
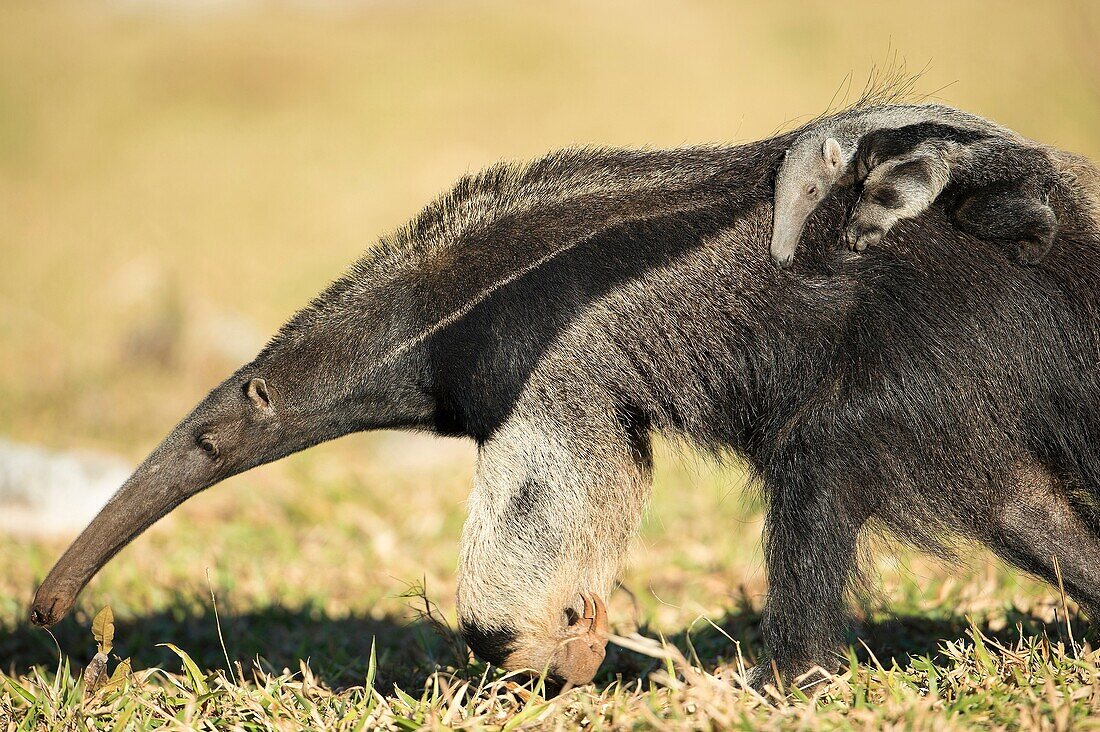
[{"left": 31, "top": 105, "right": 1100, "bottom": 691}]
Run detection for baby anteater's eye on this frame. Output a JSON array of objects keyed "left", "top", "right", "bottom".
[{"left": 806, "top": 184, "right": 817, "bottom": 196}]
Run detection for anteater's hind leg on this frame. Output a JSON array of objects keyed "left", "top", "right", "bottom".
[
  {"left": 982, "top": 462, "right": 1100, "bottom": 617},
  {"left": 945, "top": 138, "right": 1059, "bottom": 264},
  {"left": 749, "top": 451, "right": 870, "bottom": 692},
  {"left": 948, "top": 183, "right": 1058, "bottom": 264}
]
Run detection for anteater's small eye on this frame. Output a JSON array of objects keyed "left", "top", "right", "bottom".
[
  {"left": 806, "top": 184, "right": 817, "bottom": 196},
  {"left": 198, "top": 436, "right": 219, "bottom": 458}
]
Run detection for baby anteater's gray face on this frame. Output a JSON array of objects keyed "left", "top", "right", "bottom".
[{"left": 770, "top": 134, "right": 850, "bottom": 268}]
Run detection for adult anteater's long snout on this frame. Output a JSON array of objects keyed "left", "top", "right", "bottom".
[
  {"left": 30, "top": 459, "right": 192, "bottom": 626},
  {"left": 29, "top": 373, "right": 293, "bottom": 627},
  {"left": 30, "top": 322, "right": 431, "bottom": 627}
]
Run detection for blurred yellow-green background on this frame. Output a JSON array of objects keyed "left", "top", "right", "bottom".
[
  {"left": 3, "top": 0, "right": 1099, "bottom": 447},
  {"left": 2, "top": 1, "right": 1100, "bottom": 718}
]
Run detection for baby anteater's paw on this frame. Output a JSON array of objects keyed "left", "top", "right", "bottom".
[{"left": 843, "top": 221, "right": 884, "bottom": 253}]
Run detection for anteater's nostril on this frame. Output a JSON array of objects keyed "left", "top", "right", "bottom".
[{"left": 29, "top": 597, "right": 58, "bottom": 626}]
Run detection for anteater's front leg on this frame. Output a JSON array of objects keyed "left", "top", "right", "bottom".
[
  {"left": 456, "top": 401, "right": 651, "bottom": 687},
  {"left": 751, "top": 454, "right": 867, "bottom": 693},
  {"left": 844, "top": 149, "right": 952, "bottom": 253}
]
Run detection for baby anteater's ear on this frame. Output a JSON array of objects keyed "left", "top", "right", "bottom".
[{"left": 822, "top": 137, "right": 844, "bottom": 171}]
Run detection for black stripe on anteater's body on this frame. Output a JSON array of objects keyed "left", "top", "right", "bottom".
[{"left": 31, "top": 107, "right": 1100, "bottom": 691}]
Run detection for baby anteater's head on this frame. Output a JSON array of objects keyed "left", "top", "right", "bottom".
[{"left": 770, "top": 132, "right": 853, "bottom": 268}]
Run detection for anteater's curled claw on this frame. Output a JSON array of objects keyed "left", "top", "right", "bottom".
[{"left": 552, "top": 592, "right": 609, "bottom": 687}]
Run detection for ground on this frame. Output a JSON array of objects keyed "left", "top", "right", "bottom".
[
  {"left": 3, "top": 1, "right": 1100, "bottom": 729},
  {"left": 4, "top": 436, "right": 1099, "bottom": 729}
]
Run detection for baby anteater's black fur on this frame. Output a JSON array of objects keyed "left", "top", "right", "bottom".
[
  {"left": 30, "top": 105, "right": 1100, "bottom": 693},
  {"left": 852, "top": 121, "right": 1060, "bottom": 262}
]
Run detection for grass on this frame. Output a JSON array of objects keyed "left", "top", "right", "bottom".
[
  {"left": 5, "top": 626, "right": 1100, "bottom": 730},
  {"left": 3, "top": 441, "right": 1099, "bottom": 729},
  {"left": 4, "top": 0, "right": 1100, "bottom": 728}
]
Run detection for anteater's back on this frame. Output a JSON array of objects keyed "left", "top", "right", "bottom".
[{"left": 399, "top": 121, "right": 1100, "bottom": 552}]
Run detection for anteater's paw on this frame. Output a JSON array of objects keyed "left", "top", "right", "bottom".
[
  {"left": 743, "top": 660, "right": 837, "bottom": 697},
  {"left": 843, "top": 224, "right": 883, "bottom": 253},
  {"left": 744, "top": 663, "right": 775, "bottom": 695},
  {"left": 552, "top": 592, "right": 609, "bottom": 687}
]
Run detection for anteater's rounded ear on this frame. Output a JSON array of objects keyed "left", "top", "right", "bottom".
[
  {"left": 822, "top": 138, "right": 844, "bottom": 170},
  {"left": 245, "top": 378, "right": 274, "bottom": 415}
]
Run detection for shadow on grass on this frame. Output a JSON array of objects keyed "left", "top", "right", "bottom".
[
  {"left": 0, "top": 596, "right": 468, "bottom": 691},
  {"left": 606, "top": 598, "right": 1095, "bottom": 684},
  {"left": 3, "top": 593, "right": 1092, "bottom": 691}
]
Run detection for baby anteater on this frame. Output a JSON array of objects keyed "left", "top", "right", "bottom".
[{"left": 771, "top": 104, "right": 1059, "bottom": 267}]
